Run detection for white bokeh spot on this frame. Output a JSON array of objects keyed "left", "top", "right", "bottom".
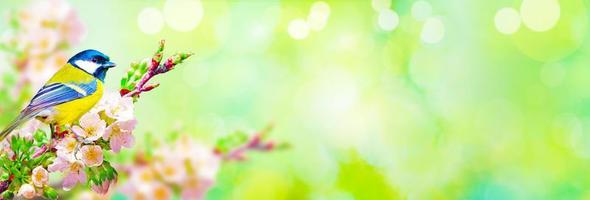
[
  {"left": 138, "top": 7, "right": 164, "bottom": 35},
  {"left": 411, "top": 0, "right": 432, "bottom": 21},
  {"left": 494, "top": 7, "right": 521, "bottom": 35},
  {"left": 520, "top": 0, "right": 560, "bottom": 32},
  {"left": 421, "top": 17, "right": 445, "bottom": 44},
  {"left": 163, "top": 0, "right": 203, "bottom": 32},
  {"left": 307, "top": 1, "right": 331, "bottom": 31},
  {"left": 378, "top": 9, "right": 399, "bottom": 31},
  {"left": 371, "top": 0, "right": 391, "bottom": 12},
  {"left": 288, "top": 19, "right": 310, "bottom": 40}
]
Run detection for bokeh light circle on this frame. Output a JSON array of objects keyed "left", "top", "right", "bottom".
[
  {"left": 163, "top": 0, "right": 203, "bottom": 32},
  {"left": 138, "top": 7, "right": 164, "bottom": 34},
  {"left": 378, "top": 9, "right": 399, "bottom": 31},
  {"left": 411, "top": 0, "right": 432, "bottom": 21},
  {"left": 421, "top": 17, "right": 445, "bottom": 44},
  {"left": 513, "top": 0, "right": 587, "bottom": 62},
  {"left": 307, "top": 1, "right": 331, "bottom": 31},
  {"left": 371, "top": 0, "right": 391, "bottom": 12},
  {"left": 288, "top": 19, "right": 310, "bottom": 40},
  {"left": 520, "top": 0, "right": 560, "bottom": 32},
  {"left": 494, "top": 7, "right": 521, "bottom": 35}
]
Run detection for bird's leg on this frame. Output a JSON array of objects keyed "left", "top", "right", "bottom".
[
  {"left": 50, "top": 124, "right": 56, "bottom": 137},
  {"left": 49, "top": 123, "right": 56, "bottom": 148}
]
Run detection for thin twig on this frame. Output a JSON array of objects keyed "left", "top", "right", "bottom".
[
  {"left": 123, "top": 40, "right": 192, "bottom": 98},
  {"left": 221, "top": 125, "right": 281, "bottom": 161},
  {"left": 122, "top": 71, "right": 156, "bottom": 98}
]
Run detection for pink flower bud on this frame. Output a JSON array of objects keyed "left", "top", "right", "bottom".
[
  {"left": 18, "top": 184, "right": 35, "bottom": 199},
  {"left": 91, "top": 178, "right": 116, "bottom": 195},
  {"left": 119, "top": 89, "right": 131, "bottom": 96},
  {"left": 264, "top": 142, "right": 275, "bottom": 151},
  {"left": 142, "top": 83, "right": 160, "bottom": 92}
]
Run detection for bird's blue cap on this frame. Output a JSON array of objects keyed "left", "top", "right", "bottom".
[
  {"left": 68, "top": 49, "right": 116, "bottom": 81},
  {"left": 67, "top": 49, "right": 112, "bottom": 65}
]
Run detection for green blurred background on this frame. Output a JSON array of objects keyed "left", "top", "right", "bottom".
[{"left": 2, "top": 0, "right": 590, "bottom": 199}]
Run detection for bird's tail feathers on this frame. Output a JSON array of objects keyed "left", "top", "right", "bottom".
[{"left": 0, "top": 110, "right": 39, "bottom": 141}]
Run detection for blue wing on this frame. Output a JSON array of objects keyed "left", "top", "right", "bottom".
[
  {"left": 0, "top": 80, "right": 98, "bottom": 139},
  {"left": 26, "top": 80, "right": 98, "bottom": 112}
]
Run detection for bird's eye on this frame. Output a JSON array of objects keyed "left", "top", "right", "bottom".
[{"left": 91, "top": 58, "right": 98, "bottom": 62}]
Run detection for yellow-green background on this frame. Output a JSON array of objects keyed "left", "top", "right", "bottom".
[{"left": 1, "top": 0, "right": 590, "bottom": 199}]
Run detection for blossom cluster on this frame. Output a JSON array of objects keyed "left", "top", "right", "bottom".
[
  {"left": 49, "top": 93, "right": 135, "bottom": 193},
  {"left": 118, "top": 136, "right": 220, "bottom": 199},
  {"left": 0, "top": 93, "right": 132, "bottom": 199},
  {"left": 0, "top": 40, "right": 193, "bottom": 199},
  {"left": 0, "top": 0, "right": 85, "bottom": 90},
  {"left": 0, "top": 2, "right": 285, "bottom": 199},
  {"left": 99, "top": 126, "right": 282, "bottom": 200}
]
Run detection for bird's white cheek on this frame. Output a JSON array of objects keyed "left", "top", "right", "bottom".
[{"left": 75, "top": 60, "right": 99, "bottom": 74}]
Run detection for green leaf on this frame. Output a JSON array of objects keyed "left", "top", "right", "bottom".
[
  {"left": 33, "top": 129, "right": 47, "bottom": 144},
  {"left": 0, "top": 173, "right": 8, "bottom": 181},
  {"left": 8, "top": 12, "right": 19, "bottom": 29},
  {"left": 43, "top": 187, "right": 58, "bottom": 200},
  {"left": 140, "top": 61, "right": 148, "bottom": 73},
  {"left": 1, "top": 190, "right": 14, "bottom": 199},
  {"left": 120, "top": 76, "right": 128, "bottom": 89},
  {"left": 215, "top": 131, "right": 249, "bottom": 153}
]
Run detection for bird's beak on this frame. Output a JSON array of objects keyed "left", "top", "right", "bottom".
[{"left": 103, "top": 61, "right": 116, "bottom": 68}]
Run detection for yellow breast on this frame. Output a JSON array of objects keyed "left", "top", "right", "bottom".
[
  {"left": 47, "top": 64, "right": 104, "bottom": 126},
  {"left": 52, "top": 82, "right": 103, "bottom": 126}
]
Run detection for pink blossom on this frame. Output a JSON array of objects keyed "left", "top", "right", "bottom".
[
  {"left": 55, "top": 135, "right": 79, "bottom": 158},
  {"left": 4, "top": 0, "right": 86, "bottom": 90},
  {"left": 0, "top": 141, "right": 14, "bottom": 159},
  {"left": 9, "top": 119, "right": 43, "bottom": 140},
  {"left": 76, "top": 145, "right": 104, "bottom": 167},
  {"left": 120, "top": 167, "right": 158, "bottom": 200},
  {"left": 76, "top": 191, "right": 105, "bottom": 200},
  {"left": 48, "top": 155, "right": 86, "bottom": 190},
  {"left": 20, "top": 119, "right": 42, "bottom": 136},
  {"left": 154, "top": 158, "right": 185, "bottom": 184},
  {"left": 31, "top": 53, "right": 68, "bottom": 89},
  {"left": 72, "top": 112, "right": 106, "bottom": 143},
  {"left": 91, "top": 178, "right": 116, "bottom": 195},
  {"left": 177, "top": 139, "right": 219, "bottom": 199},
  {"left": 103, "top": 119, "right": 137, "bottom": 153},
  {"left": 100, "top": 93, "right": 134, "bottom": 121},
  {"left": 131, "top": 167, "right": 157, "bottom": 184},
  {"left": 26, "top": 0, "right": 71, "bottom": 23},
  {"left": 152, "top": 183, "right": 172, "bottom": 200},
  {"left": 20, "top": 0, "right": 85, "bottom": 45},
  {"left": 181, "top": 176, "right": 215, "bottom": 200},
  {"left": 31, "top": 166, "right": 49, "bottom": 187},
  {"left": 61, "top": 10, "right": 85, "bottom": 45},
  {"left": 22, "top": 56, "right": 60, "bottom": 89},
  {"left": 176, "top": 137, "right": 220, "bottom": 181},
  {"left": 26, "top": 29, "right": 59, "bottom": 56},
  {"left": 17, "top": 183, "right": 36, "bottom": 199},
  {"left": 117, "top": 137, "right": 223, "bottom": 200}
]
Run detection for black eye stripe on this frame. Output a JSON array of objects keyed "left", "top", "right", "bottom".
[{"left": 91, "top": 57, "right": 105, "bottom": 63}]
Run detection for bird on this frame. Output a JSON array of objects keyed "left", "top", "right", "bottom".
[{"left": 0, "top": 49, "right": 116, "bottom": 140}]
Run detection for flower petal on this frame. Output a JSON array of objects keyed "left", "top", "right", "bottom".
[
  {"left": 77, "top": 170, "right": 87, "bottom": 184},
  {"left": 110, "top": 136, "right": 123, "bottom": 153},
  {"left": 122, "top": 133, "right": 135, "bottom": 148},
  {"left": 71, "top": 125, "right": 86, "bottom": 138},
  {"left": 78, "top": 112, "right": 96, "bottom": 128},
  {"left": 62, "top": 172, "right": 78, "bottom": 190},
  {"left": 48, "top": 156, "right": 68, "bottom": 172}
]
